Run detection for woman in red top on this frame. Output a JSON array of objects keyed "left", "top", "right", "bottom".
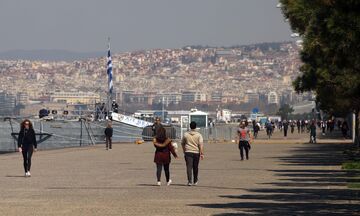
[{"left": 153, "top": 127, "right": 177, "bottom": 186}]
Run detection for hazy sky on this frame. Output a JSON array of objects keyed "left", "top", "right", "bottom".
[{"left": 0, "top": 0, "right": 292, "bottom": 53}]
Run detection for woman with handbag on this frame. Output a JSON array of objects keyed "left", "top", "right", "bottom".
[
  {"left": 18, "top": 119, "right": 37, "bottom": 177},
  {"left": 153, "top": 127, "right": 178, "bottom": 186}
]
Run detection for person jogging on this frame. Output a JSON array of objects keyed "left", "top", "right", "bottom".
[{"left": 18, "top": 119, "right": 37, "bottom": 177}]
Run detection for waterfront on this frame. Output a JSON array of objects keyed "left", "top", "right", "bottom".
[{"left": 0, "top": 131, "right": 356, "bottom": 215}]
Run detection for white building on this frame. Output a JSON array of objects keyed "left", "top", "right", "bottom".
[
  {"left": 268, "top": 91, "right": 279, "bottom": 105},
  {"left": 216, "top": 109, "right": 232, "bottom": 123},
  {"left": 50, "top": 91, "right": 100, "bottom": 105}
]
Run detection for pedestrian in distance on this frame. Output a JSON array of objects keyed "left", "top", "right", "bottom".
[
  {"left": 253, "top": 122, "right": 260, "bottom": 139},
  {"left": 283, "top": 120, "right": 289, "bottom": 137},
  {"left": 341, "top": 121, "right": 349, "bottom": 139},
  {"left": 181, "top": 121, "right": 204, "bottom": 186},
  {"left": 296, "top": 120, "right": 301, "bottom": 134},
  {"left": 321, "top": 121, "right": 326, "bottom": 135},
  {"left": 104, "top": 122, "right": 113, "bottom": 150},
  {"left": 111, "top": 100, "right": 119, "bottom": 113},
  {"left": 266, "top": 121, "right": 273, "bottom": 139},
  {"left": 152, "top": 117, "right": 163, "bottom": 137},
  {"left": 301, "top": 120, "right": 306, "bottom": 133},
  {"left": 337, "top": 120, "right": 342, "bottom": 131},
  {"left": 309, "top": 120, "right": 317, "bottom": 143},
  {"left": 153, "top": 127, "right": 178, "bottom": 186},
  {"left": 329, "top": 120, "right": 335, "bottom": 133},
  {"left": 237, "top": 121, "right": 252, "bottom": 160},
  {"left": 18, "top": 119, "right": 37, "bottom": 177},
  {"left": 290, "top": 120, "right": 295, "bottom": 134}
]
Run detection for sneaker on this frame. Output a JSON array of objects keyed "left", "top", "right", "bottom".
[
  {"left": 193, "top": 181, "right": 198, "bottom": 186},
  {"left": 157, "top": 181, "right": 161, "bottom": 186},
  {"left": 167, "top": 179, "right": 172, "bottom": 186},
  {"left": 27, "top": 171, "right": 31, "bottom": 177},
  {"left": 187, "top": 182, "right": 192, "bottom": 186},
  {"left": 25, "top": 172, "right": 28, "bottom": 177}
]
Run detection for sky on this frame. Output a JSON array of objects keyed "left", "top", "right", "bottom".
[{"left": 0, "top": 0, "right": 292, "bottom": 53}]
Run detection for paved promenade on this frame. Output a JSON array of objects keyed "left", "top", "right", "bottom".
[{"left": 0, "top": 131, "right": 359, "bottom": 215}]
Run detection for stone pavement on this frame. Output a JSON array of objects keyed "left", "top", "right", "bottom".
[{"left": 0, "top": 131, "right": 359, "bottom": 216}]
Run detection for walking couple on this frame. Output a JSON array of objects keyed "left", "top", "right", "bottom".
[{"left": 153, "top": 121, "right": 204, "bottom": 186}]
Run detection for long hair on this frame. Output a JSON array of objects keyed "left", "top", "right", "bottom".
[
  {"left": 107, "top": 121, "right": 112, "bottom": 128},
  {"left": 155, "top": 127, "right": 167, "bottom": 144},
  {"left": 20, "top": 119, "right": 34, "bottom": 130}
]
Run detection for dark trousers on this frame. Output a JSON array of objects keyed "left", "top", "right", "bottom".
[
  {"left": 310, "top": 134, "right": 316, "bottom": 143},
  {"left": 106, "top": 137, "right": 112, "bottom": 149},
  {"left": 253, "top": 131, "right": 258, "bottom": 139},
  {"left": 184, "top": 152, "right": 200, "bottom": 183},
  {"left": 156, "top": 163, "right": 170, "bottom": 182},
  {"left": 239, "top": 141, "right": 249, "bottom": 160},
  {"left": 342, "top": 129, "right": 348, "bottom": 138},
  {"left": 22, "top": 149, "right": 33, "bottom": 172},
  {"left": 284, "top": 129, "right": 288, "bottom": 137}
]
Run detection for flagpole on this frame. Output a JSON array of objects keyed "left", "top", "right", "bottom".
[{"left": 107, "top": 37, "right": 111, "bottom": 120}]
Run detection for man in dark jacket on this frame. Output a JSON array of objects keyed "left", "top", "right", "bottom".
[
  {"left": 283, "top": 120, "right": 289, "bottom": 137},
  {"left": 104, "top": 122, "right": 113, "bottom": 150},
  {"left": 152, "top": 117, "right": 163, "bottom": 137}
]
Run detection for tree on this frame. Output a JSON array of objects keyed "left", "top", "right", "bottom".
[
  {"left": 280, "top": 0, "right": 360, "bottom": 145},
  {"left": 277, "top": 104, "right": 294, "bottom": 120}
]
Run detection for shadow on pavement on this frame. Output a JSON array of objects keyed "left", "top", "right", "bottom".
[
  {"left": 190, "top": 142, "right": 360, "bottom": 215},
  {"left": 137, "top": 183, "right": 246, "bottom": 191},
  {"left": 5, "top": 175, "right": 26, "bottom": 178}
]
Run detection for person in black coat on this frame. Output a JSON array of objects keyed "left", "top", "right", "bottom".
[
  {"left": 104, "top": 122, "right": 113, "bottom": 150},
  {"left": 152, "top": 117, "right": 163, "bottom": 137},
  {"left": 18, "top": 119, "right": 37, "bottom": 177},
  {"left": 283, "top": 120, "right": 289, "bottom": 137}
]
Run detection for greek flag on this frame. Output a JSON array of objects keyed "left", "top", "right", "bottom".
[{"left": 107, "top": 44, "right": 113, "bottom": 95}]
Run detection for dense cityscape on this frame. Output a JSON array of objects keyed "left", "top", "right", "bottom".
[{"left": 0, "top": 41, "right": 313, "bottom": 116}]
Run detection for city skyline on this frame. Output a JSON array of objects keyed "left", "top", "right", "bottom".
[
  {"left": 0, "top": 0, "right": 293, "bottom": 53},
  {"left": 0, "top": 41, "right": 313, "bottom": 116}
]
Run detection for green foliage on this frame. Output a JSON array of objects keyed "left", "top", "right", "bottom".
[
  {"left": 342, "top": 161, "right": 360, "bottom": 170},
  {"left": 348, "top": 183, "right": 360, "bottom": 189},
  {"left": 280, "top": 0, "right": 360, "bottom": 114},
  {"left": 277, "top": 104, "right": 294, "bottom": 120}
]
